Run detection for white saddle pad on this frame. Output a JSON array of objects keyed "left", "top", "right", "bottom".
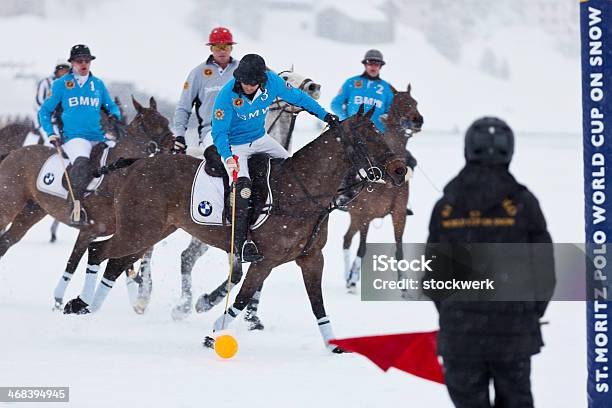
[
  {"left": 190, "top": 159, "right": 274, "bottom": 229},
  {"left": 22, "top": 131, "right": 40, "bottom": 146},
  {"left": 36, "top": 144, "right": 113, "bottom": 199}
]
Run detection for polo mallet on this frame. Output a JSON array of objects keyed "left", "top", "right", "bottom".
[
  {"left": 221, "top": 155, "right": 239, "bottom": 330},
  {"left": 53, "top": 142, "right": 81, "bottom": 223}
]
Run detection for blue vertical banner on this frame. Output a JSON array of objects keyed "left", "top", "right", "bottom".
[{"left": 581, "top": 1, "right": 612, "bottom": 407}]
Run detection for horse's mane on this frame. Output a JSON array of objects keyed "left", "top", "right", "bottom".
[{"left": 0, "top": 117, "right": 35, "bottom": 130}]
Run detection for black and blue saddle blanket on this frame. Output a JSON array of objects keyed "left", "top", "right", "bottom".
[{"left": 190, "top": 146, "right": 276, "bottom": 229}]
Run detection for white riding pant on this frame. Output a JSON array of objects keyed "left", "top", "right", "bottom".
[
  {"left": 200, "top": 130, "right": 213, "bottom": 150},
  {"left": 62, "top": 138, "right": 98, "bottom": 164},
  {"left": 222, "top": 134, "right": 289, "bottom": 185}
]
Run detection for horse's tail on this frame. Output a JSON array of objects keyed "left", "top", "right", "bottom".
[{"left": 93, "top": 157, "right": 140, "bottom": 178}]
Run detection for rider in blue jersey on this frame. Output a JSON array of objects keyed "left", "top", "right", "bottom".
[
  {"left": 212, "top": 54, "right": 338, "bottom": 263},
  {"left": 39, "top": 44, "right": 121, "bottom": 225}
]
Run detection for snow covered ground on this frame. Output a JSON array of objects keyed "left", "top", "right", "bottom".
[{"left": 0, "top": 128, "right": 585, "bottom": 407}]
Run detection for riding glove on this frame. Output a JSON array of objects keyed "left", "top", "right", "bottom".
[
  {"left": 173, "top": 136, "right": 187, "bottom": 154},
  {"left": 324, "top": 113, "right": 340, "bottom": 129},
  {"left": 48, "top": 134, "right": 61, "bottom": 148}
]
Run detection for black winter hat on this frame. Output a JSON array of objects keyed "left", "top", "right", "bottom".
[
  {"left": 68, "top": 44, "right": 96, "bottom": 62},
  {"left": 233, "top": 54, "right": 267, "bottom": 85},
  {"left": 464, "top": 117, "right": 514, "bottom": 165}
]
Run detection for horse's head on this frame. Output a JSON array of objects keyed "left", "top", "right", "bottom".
[
  {"left": 385, "top": 84, "right": 424, "bottom": 137},
  {"left": 129, "top": 96, "right": 174, "bottom": 154},
  {"left": 100, "top": 97, "right": 129, "bottom": 138},
  {"left": 337, "top": 105, "right": 407, "bottom": 187},
  {"left": 280, "top": 70, "right": 321, "bottom": 100}
]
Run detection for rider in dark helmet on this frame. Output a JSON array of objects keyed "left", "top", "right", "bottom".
[
  {"left": 464, "top": 116, "right": 514, "bottom": 165},
  {"left": 332, "top": 49, "right": 418, "bottom": 211},
  {"left": 233, "top": 54, "right": 268, "bottom": 89},
  {"left": 426, "top": 116, "right": 554, "bottom": 408},
  {"left": 212, "top": 53, "right": 338, "bottom": 263}
]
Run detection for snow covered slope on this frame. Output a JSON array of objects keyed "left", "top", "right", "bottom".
[
  {"left": 0, "top": 0, "right": 581, "bottom": 133},
  {"left": 0, "top": 1, "right": 586, "bottom": 407}
]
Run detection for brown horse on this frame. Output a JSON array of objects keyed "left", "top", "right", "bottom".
[
  {"left": 64, "top": 106, "right": 407, "bottom": 352},
  {"left": 342, "top": 84, "right": 424, "bottom": 293},
  {"left": 191, "top": 84, "right": 424, "bottom": 323},
  {"left": 0, "top": 97, "right": 174, "bottom": 310},
  {"left": 0, "top": 98, "right": 128, "bottom": 242},
  {"left": 0, "top": 119, "right": 41, "bottom": 160}
]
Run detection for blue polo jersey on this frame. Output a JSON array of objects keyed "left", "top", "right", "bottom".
[
  {"left": 39, "top": 71, "right": 121, "bottom": 142},
  {"left": 331, "top": 74, "right": 395, "bottom": 132},
  {"left": 211, "top": 70, "right": 329, "bottom": 161}
]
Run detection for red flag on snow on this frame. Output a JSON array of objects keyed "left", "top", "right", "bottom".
[{"left": 329, "top": 331, "right": 445, "bottom": 384}]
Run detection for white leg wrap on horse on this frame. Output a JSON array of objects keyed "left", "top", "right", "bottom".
[
  {"left": 348, "top": 256, "right": 362, "bottom": 284},
  {"left": 81, "top": 264, "right": 99, "bottom": 305},
  {"left": 246, "top": 290, "right": 261, "bottom": 317},
  {"left": 213, "top": 306, "right": 240, "bottom": 332},
  {"left": 343, "top": 249, "right": 352, "bottom": 281},
  {"left": 53, "top": 271, "right": 73, "bottom": 300},
  {"left": 181, "top": 274, "right": 192, "bottom": 297},
  {"left": 89, "top": 277, "right": 114, "bottom": 313},
  {"left": 317, "top": 316, "right": 336, "bottom": 349}
]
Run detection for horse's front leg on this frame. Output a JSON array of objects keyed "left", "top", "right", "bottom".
[
  {"left": 195, "top": 256, "right": 243, "bottom": 313},
  {"left": 52, "top": 230, "right": 97, "bottom": 310},
  {"left": 296, "top": 249, "right": 346, "bottom": 353},
  {"left": 171, "top": 237, "right": 209, "bottom": 320},
  {"left": 126, "top": 247, "right": 154, "bottom": 315},
  {"left": 346, "top": 222, "right": 370, "bottom": 294},
  {"left": 205, "top": 260, "right": 274, "bottom": 345}
]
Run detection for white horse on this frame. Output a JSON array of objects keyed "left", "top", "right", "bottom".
[
  {"left": 265, "top": 69, "right": 321, "bottom": 151},
  {"left": 130, "top": 70, "right": 322, "bottom": 322}
]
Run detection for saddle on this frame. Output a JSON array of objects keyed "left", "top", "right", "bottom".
[
  {"left": 60, "top": 142, "right": 108, "bottom": 192},
  {"left": 203, "top": 145, "right": 277, "bottom": 226}
]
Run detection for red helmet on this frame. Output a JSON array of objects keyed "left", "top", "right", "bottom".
[{"left": 207, "top": 27, "right": 236, "bottom": 45}]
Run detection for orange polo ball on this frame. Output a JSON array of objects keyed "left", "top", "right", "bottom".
[{"left": 214, "top": 334, "right": 238, "bottom": 359}]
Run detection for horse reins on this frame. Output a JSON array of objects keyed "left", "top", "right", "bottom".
[{"left": 266, "top": 122, "right": 396, "bottom": 255}]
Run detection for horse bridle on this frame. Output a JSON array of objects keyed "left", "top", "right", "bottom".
[
  {"left": 130, "top": 112, "right": 174, "bottom": 156},
  {"left": 335, "top": 121, "right": 398, "bottom": 184},
  {"left": 266, "top": 73, "right": 319, "bottom": 135}
]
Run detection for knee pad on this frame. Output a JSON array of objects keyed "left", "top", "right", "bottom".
[{"left": 235, "top": 177, "right": 252, "bottom": 208}]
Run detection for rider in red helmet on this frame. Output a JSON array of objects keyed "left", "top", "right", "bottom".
[
  {"left": 172, "top": 26, "right": 241, "bottom": 313},
  {"left": 174, "top": 26, "right": 239, "bottom": 153},
  {"left": 207, "top": 27, "right": 237, "bottom": 46}
]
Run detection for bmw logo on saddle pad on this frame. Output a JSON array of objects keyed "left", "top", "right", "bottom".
[
  {"left": 43, "top": 172, "right": 55, "bottom": 185},
  {"left": 198, "top": 201, "right": 213, "bottom": 217}
]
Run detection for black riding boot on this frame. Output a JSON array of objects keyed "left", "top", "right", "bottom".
[
  {"left": 234, "top": 177, "right": 263, "bottom": 263},
  {"left": 68, "top": 157, "right": 93, "bottom": 226}
]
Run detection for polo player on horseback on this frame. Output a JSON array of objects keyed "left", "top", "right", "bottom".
[
  {"left": 173, "top": 26, "right": 240, "bottom": 152},
  {"left": 38, "top": 44, "right": 121, "bottom": 225},
  {"left": 331, "top": 49, "right": 418, "bottom": 206},
  {"left": 34, "top": 60, "right": 70, "bottom": 144},
  {"left": 212, "top": 53, "right": 339, "bottom": 263}
]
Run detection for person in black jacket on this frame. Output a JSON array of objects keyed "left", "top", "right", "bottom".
[{"left": 426, "top": 117, "right": 555, "bottom": 408}]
